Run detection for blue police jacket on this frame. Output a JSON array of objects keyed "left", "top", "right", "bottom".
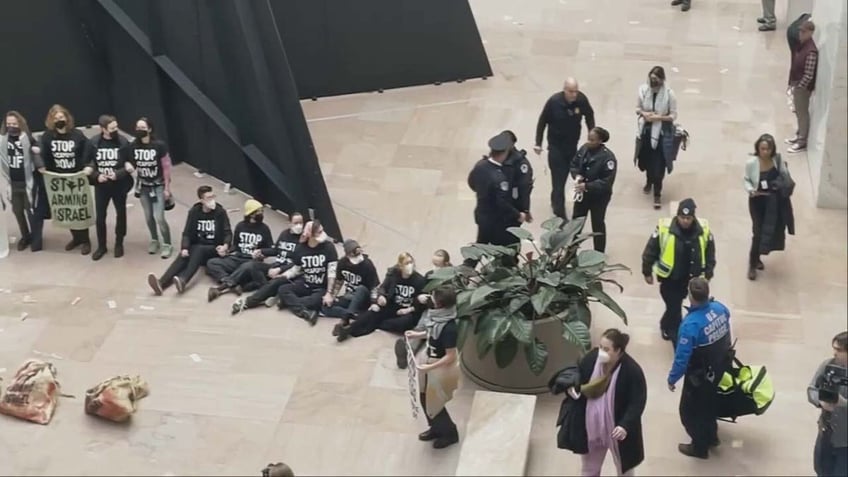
[{"left": 668, "top": 299, "right": 732, "bottom": 386}]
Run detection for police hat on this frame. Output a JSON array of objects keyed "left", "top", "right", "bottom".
[{"left": 488, "top": 132, "right": 512, "bottom": 153}]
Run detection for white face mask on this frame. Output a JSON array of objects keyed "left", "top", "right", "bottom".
[
  {"left": 597, "top": 349, "right": 611, "bottom": 364},
  {"left": 402, "top": 264, "right": 414, "bottom": 275},
  {"left": 315, "top": 231, "right": 329, "bottom": 243},
  {"left": 349, "top": 254, "right": 364, "bottom": 265},
  {"left": 290, "top": 224, "right": 303, "bottom": 235},
  {"left": 204, "top": 199, "right": 216, "bottom": 210}
]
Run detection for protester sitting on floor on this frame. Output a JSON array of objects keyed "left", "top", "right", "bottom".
[{"left": 320, "top": 239, "right": 380, "bottom": 324}]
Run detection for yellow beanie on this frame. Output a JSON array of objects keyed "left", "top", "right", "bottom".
[{"left": 244, "top": 199, "right": 263, "bottom": 216}]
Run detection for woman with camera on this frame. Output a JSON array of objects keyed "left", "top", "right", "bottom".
[{"left": 808, "top": 331, "right": 848, "bottom": 477}]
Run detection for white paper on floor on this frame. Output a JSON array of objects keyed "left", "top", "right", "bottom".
[
  {"left": 193, "top": 171, "right": 205, "bottom": 178},
  {"left": 732, "top": 26, "right": 741, "bottom": 31},
  {"left": 71, "top": 297, "right": 81, "bottom": 306},
  {"left": 107, "top": 300, "right": 117, "bottom": 309},
  {"left": 628, "top": 20, "right": 640, "bottom": 25},
  {"left": 126, "top": 203, "right": 134, "bottom": 208},
  {"left": 9, "top": 236, "right": 16, "bottom": 244},
  {"left": 671, "top": 66, "right": 680, "bottom": 73},
  {"left": 139, "top": 305, "right": 155, "bottom": 311},
  {"left": 720, "top": 68, "right": 729, "bottom": 74},
  {"left": 584, "top": 18, "right": 593, "bottom": 23},
  {"left": 20, "top": 312, "right": 28, "bottom": 321},
  {"left": 22, "top": 295, "right": 35, "bottom": 303},
  {"left": 732, "top": 439, "right": 744, "bottom": 448},
  {"left": 503, "top": 15, "right": 513, "bottom": 21},
  {"left": 0, "top": 368, "right": 5, "bottom": 373},
  {"left": 189, "top": 353, "right": 202, "bottom": 363},
  {"left": 737, "top": 41, "right": 744, "bottom": 46}
]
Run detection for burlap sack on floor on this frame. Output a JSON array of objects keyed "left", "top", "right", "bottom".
[
  {"left": 84, "top": 375, "right": 149, "bottom": 422},
  {"left": 0, "top": 360, "right": 61, "bottom": 425}
]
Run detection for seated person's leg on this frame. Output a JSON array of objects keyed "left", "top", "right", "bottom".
[
  {"left": 232, "top": 276, "right": 289, "bottom": 315},
  {"left": 149, "top": 255, "right": 188, "bottom": 295},
  {"left": 289, "top": 286, "right": 324, "bottom": 325},
  {"left": 336, "top": 307, "right": 391, "bottom": 342},
  {"left": 379, "top": 311, "right": 421, "bottom": 334}
]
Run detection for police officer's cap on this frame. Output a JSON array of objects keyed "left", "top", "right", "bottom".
[{"left": 488, "top": 132, "right": 512, "bottom": 153}]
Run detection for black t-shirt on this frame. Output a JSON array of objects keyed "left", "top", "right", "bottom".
[
  {"left": 231, "top": 221, "right": 273, "bottom": 258},
  {"left": 294, "top": 241, "right": 339, "bottom": 288},
  {"left": 7, "top": 136, "right": 25, "bottom": 182},
  {"left": 90, "top": 136, "right": 125, "bottom": 178},
  {"left": 41, "top": 129, "right": 88, "bottom": 173},
  {"left": 336, "top": 255, "right": 379, "bottom": 295},
  {"left": 265, "top": 230, "right": 300, "bottom": 266},
  {"left": 125, "top": 139, "right": 168, "bottom": 184},
  {"left": 427, "top": 320, "right": 459, "bottom": 359},
  {"left": 391, "top": 272, "right": 426, "bottom": 308}
]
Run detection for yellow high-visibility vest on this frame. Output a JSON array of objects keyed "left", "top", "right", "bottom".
[{"left": 653, "top": 218, "right": 710, "bottom": 279}]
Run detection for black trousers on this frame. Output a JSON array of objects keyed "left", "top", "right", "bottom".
[
  {"left": 572, "top": 194, "right": 610, "bottom": 253},
  {"left": 94, "top": 184, "right": 128, "bottom": 248},
  {"left": 159, "top": 244, "right": 217, "bottom": 289},
  {"left": 321, "top": 285, "right": 371, "bottom": 319},
  {"left": 245, "top": 276, "right": 289, "bottom": 308},
  {"left": 814, "top": 431, "right": 848, "bottom": 477},
  {"left": 748, "top": 196, "right": 767, "bottom": 267},
  {"left": 548, "top": 142, "right": 577, "bottom": 219},
  {"left": 640, "top": 132, "right": 666, "bottom": 198},
  {"left": 465, "top": 220, "right": 520, "bottom": 268},
  {"left": 349, "top": 306, "right": 420, "bottom": 337},
  {"left": 206, "top": 255, "right": 251, "bottom": 283},
  {"left": 70, "top": 228, "right": 91, "bottom": 245},
  {"left": 421, "top": 376, "right": 458, "bottom": 438},
  {"left": 277, "top": 279, "right": 324, "bottom": 312},
  {"left": 660, "top": 278, "right": 689, "bottom": 341},
  {"left": 679, "top": 376, "right": 719, "bottom": 455}
]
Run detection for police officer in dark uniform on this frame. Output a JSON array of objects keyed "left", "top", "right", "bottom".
[
  {"left": 570, "top": 127, "right": 616, "bottom": 253},
  {"left": 667, "top": 277, "right": 732, "bottom": 459},
  {"left": 501, "top": 130, "right": 534, "bottom": 223},
  {"left": 466, "top": 132, "right": 526, "bottom": 266}
]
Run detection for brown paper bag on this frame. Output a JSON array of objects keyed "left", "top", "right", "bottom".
[
  {"left": 84, "top": 375, "right": 149, "bottom": 422},
  {"left": 0, "top": 360, "right": 61, "bottom": 425}
]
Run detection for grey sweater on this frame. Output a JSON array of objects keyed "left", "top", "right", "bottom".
[{"left": 807, "top": 359, "right": 848, "bottom": 447}]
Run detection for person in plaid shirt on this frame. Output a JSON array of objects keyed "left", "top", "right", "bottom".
[{"left": 787, "top": 20, "right": 818, "bottom": 154}]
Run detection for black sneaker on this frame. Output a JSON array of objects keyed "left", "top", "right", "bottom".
[
  {"left": 306, "top": 310, "right": 319, "bottom": 326},
  {"left": 16, "top": 238, "right": 30, "bottom": 251},
  {"left": 173, "top": 276, "right": 186, "bottom": 294},
  {"left": 756, "top": 260, "right": 765, "bottom": 270},
  {"left": 678, "top": 443, "right": 708, "bottom": 459},
  {"left": 661, "top": 329, "right": 671, "bottom": 341},
  {"left": 433, "top": 434, "right": 459, "bottom": 449},
  {"left": 642, "top": 184, "right": 652, "bottom": 194},
  {"left": 208, "top": 287, "right": 222, "bottom": 302},
  {"left": 114, "top": 243, "right": 124, "bottom": 258},
  {"left": 395, "top": 338, "right": 408, "bottom": 369},
  {"left": 147, "top": 273, "right": 163, "bottom": 296},
  {"left": 756, "top": 17, "right": 766, "bottom": 24},
  {"left": 65, "top": 239, "right": 80, "bottom": 251},
  {"left": 336, "top": 326, "right": 351, "bottom": 342},
  {"left": 759, "top": 24, "right": 776, "bottom": 31},
  {"left": 653, "top": 197, "right": 662, "bottom": 210},
  {"left": 747, "top": 267, "right": 757, "bottom": 281},
  {"left": 92, "top": 248, "right": 107, "bottom": 261},
  {"left": 681, "top": 1, "right": 691, "bottom": 11},
  {"left": 80, "top": 242, "right": 92, "bottom": 256},
  {"left": 670, "top": 0, "right": 683, "bottom": 4},
  {"left": 332, "top": 323, "right": 344, "bottom": 337},
  {"left": 418, "top": 429, "right": 437, "bottom": 441}
]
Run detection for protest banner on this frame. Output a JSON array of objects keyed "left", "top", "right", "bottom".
[
  {"left": 405, "top": 337, "right": 422, "bottom": 419},
  {"left": 42, "top": 171, "right": 95, "bottom": 229}
]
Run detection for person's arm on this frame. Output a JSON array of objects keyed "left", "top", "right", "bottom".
[
  {"left": 260, "top": 227, "right": 274, "bottom": 250},
  {"left": 422, "top": 348, "right": 457, "bottom": 371},
  {"left": 282, "top": 265, "right": 302, "bottom": 280},
  {"left": 29, "top": 134, "right": 45, "bottom": 170},
  {"left": 635, "top": 85, "right": 648, "bottom": 116},
  {"left": 641, "top": 229, "right": 660, "bottom": 277},
  {"left": 668, "top": 321, "right": 696, "bottom": 385},
  {"left": 583, "top": 95, "right": 596, "bottom": 131},
  {"left": 323, "top": 245, "right": 339, "bottom": 293},
  {"left": 569, "top": 149, "right": 583, "bottom": 179},
  {"left": 584, "top": 153, "right": 616, "bottom": 194},
  {"left": 798, "top": 51, "right": 818, "bottom": 90},
  {"left": 180, "top": 208, "right": 196, "bottom": 250},
  {"left": 114, "top": 138, "right": 131, "bottom": 180},
  {"left": 219, "top": 210, "right": 233, "bottom": 248},
  {"left": 40, "top": 133, "right": 53, "bottom": 171},
  {"left": 704, "top": 231, "right": 716, "bottom": 280},
  {"left": 161, "top": 152, "right": 172, "bottom": 194},
  {"left": 328, "top": 262, "right": 345, "bottom": 296},
  {"left": 77, "top": 133, "right": 93, "bottom": 174},
  {"left": 658, "top": 89, "right": 678, "bottom": 122},
  {"left": 743, "top": 160, "right": 757, "bottom": 195},
  {"left": 807, "top": 360, "right": 829, "bottom": 407},
  {"left": 492, "top": 179, "right": 521, "bottom": 223},
  {"left": 260, "top": 231, "right": 283, "bottom": 257},
  {"left": 617, "top": 359, "right": 648, "bottom": 434},
  {"left": 85, "top": 139, "right": 99, "bottom": 179},
  {"left": 534, "top": 99, "right": 551, "bottom": 147}
]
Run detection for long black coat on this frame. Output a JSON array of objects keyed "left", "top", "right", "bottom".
[
  {"left": 548, "top": 348, "right": 647, "bottom": 474},
  {"left": 758, "top": 165, "right": 796, "bottom": 254}
]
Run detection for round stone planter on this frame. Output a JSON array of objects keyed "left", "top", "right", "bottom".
[{"left": 459, "top": 315, "right": 583, "bottom": 394}]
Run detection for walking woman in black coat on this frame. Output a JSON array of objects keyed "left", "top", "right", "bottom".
[{"left": 550, "top": 329, "right": 647, "bottom": 476}]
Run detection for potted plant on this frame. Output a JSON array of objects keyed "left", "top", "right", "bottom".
[{"left": 425, "top": 216, "right": 630, "bottom": 394}]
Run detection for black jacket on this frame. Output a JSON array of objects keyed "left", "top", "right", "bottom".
[
  {"left": 502, "top": 147, "right": 533, "bottom": 213},
  {"left": 570, "top": 144, "right": 617, "bottom": 197},
  {"left": 641, "top": 217, "right": 716, "bottom": 280},
  {"left": 549, "top": 348, "right": 647, "bottom": 474},
  {"left": 180, "top": 203, "right": 232, "bottom": 249},
  {"left": 468, "top": 157, "right": 520, "bottom": 227},
  {"left": 535, "top": 91, "right": 596, "bottom": 147}
]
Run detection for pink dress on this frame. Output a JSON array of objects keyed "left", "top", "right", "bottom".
[{"left": 581, "top": 359, "right": 631, "bottom": 476}]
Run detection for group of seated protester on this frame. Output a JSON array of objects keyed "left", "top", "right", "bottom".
[{"left": 146, "top": 186, "right": 455, "bottom": 369}]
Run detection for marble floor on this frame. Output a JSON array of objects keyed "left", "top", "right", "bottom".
[{"left": 0, "top": 0, "right": 846, "bottom": 475}]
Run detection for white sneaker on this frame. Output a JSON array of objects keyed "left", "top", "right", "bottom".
[
  {"left": 148, "top": 240, "right": 160, "bottom": 254},
  {"left": 264, "top": 296, "right": 279, "bottom": 308},
  {"left": 784, "top": 136, "right": 799, "bottom": 145},
  {"left": 787, "top": 143, "right": 807, "bottom": 153},
  {"left": 160, "top": 243, "right": 173, "bottom": 259}
]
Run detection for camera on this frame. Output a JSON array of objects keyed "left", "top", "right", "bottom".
[{"left": 817, "top": 363, "right": 848, "bottom": 404}]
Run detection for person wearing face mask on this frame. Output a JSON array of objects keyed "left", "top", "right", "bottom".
[
  {"left": 231, "top": 212, "right": 305, "bottom": 314},
  {"left": 394, "top": 249, "right": 454, "bottom": 369},
  {"left": 0, "top": 111, "right": 44, "bottom": 252},
  {"left": 667, "top": 277, "right": 732, "bottom": 459},
  {"left": 88, "top": 115, "right": 132, "bottom": 261},
  {"left": 320, "top": 239, "right": 380, "bottom": 323},
  {"left": 642, "top": 198, "right": 716, "bottom": 344},
  {"left": 335, "top": 252, "right": 427, "bottom": 342},
  {"left": 206, "top": 199, "right": 273, "bottom": 301},
  {"left": 273, "top": 220, "right": 339, "bottom": 325},
  {"left": 635, "top": 66, "right": 678, "bottom": 210},
  {"left": 40, "top": 104, "right": 93, "bottom": 254},
  {"left": 550, "top": 328, "right": 647, "bottom": 476},
  {"left": 146, "top": 185, "right": 232, "bottom": 296},
  {"left": 570, "top": 127, "right": 616, "bottom": 253},
  {"left": 125, "top": 117, "right": 173, "bottom": 258}
]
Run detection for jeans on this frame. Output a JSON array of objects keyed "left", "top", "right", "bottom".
[
  {"left": 205, "top": 255, "right": 251, "bottom": 284},
  {"left": 660, "top": 278, "right": 688, "bottom": 342},
  {"left": 277, "top": 279, "right": 324, "bottom": 312},
  {"left": 793, "top": 87, "right": 812, "bottom": 147},
  {"left": 94, "top": 183, "right": 128, "bottom": 248},
  {"left": 572, "top": 194, "right": 611, "bottom": 253},
  {"left": 158, "top": 244, "right": 217, "bottom": 289},
  {"left": 139, "top": 184, "right": 171, "bottom": 244},
  {"left": 761, "top": 0, "right": 776, "bottom": 25},
  {"left": 548, "top": 142, "right": 577, "bottom": 219},
  {"left": 10, "top": 182, "right": 32, "bottom": 243},
  {"left": 680, "top": 376, "right": 719, "bottom": 455},
  {"left": 321, "top": 285, "right": 371, "bottom": 320},
  {"left": 814, "top": 432, "right": 848, "bottom": 477}
]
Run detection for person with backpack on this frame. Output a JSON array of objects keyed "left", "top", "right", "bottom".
[{"left": 87, "top": 115, "right": 132, "bottom": 260}]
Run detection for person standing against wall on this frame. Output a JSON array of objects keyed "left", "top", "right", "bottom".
[
  {"left": 88, "top": 115, "right": 132, "bottom": 260},
  {"left": 807, "top": 331, "right": 848, "bottom": 477},
  {"left": 126, "top": 117, "right": 174, "bottom": 258},
  {"left": 570, "top": 127, "right": 617, "bottom": 253},
  {"left": 635, "top": 66, "right": 678, "bottom": 210},
  {"left": 40, "top": 104, "right": 92, "bottom": 254},
  {"left": 786, "top": 20, "right": 818, "bottom": 154},
  {"left": 758, "top": 0, "right": 777, "bottom": 31},
  {"left": 0, "top": 111, "right": 43, "bottom": 252},
  {"left": 534, "top": 78, "right": 595, "bottom": 220}
]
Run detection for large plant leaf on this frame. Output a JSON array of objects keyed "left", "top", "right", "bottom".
[
  {"left": 586, "top": 285, "right": 628, "bottom": 325},
  {"left": 491, "top": 275, "right": 528, "bottom": 290},
  {"left": 494, "top": 334, "right": 519, "bottom": 368},
  {"left": 562, "top": 271, "right": 590, "bottom": 288},
  {"left": 457, "top": 318, "right": 471, "bottom": 349},
  {"left": 488, "top": 309, "right": 511, "bottom": 343},
  {"left": 460, "top": 245, "right": 486, "bottom": 261},
  {"left": 595, "top": 277, "right": 625, "bottom": 293},
  {"left": 508, "top": 296, "right": 531, "bottom": 314},
  {"left": 602, "top": 263, "right": 632, "bottom": 273},
  {"left": 475, "top": 315, "right": 499, "bottom": 359},
  {"left": 524, "top": 338, "right": 549, "bottom": 376},
  {"left": 530, "top": 285, "right": 557, "bottom": 315},
  {"left": 577, "top": 250, "right": 606, "bottom": 268},
  {"left": 569, "top": 301, "right": 592, "bottom": 327},
  {"left": 547, "top": 217, "right": 587, "bottom": 253},
  {"left": 541, "top": 216, "right": 565, "bottom": 231},
  {"left": 475, "top": 243, "right": 518, "bottom": 257},
  {"left": 560, "top": 319, "right": 591, "bottom": 351},
  {"left": 456, "top": 290, "right": 474, "bottom": 317},
  {"left": 507, "top": 226, "right": 533, "bottom": 241},
  {"left": 469, "top": 284, "right": 498, "bottom": 310},
  {"left": 508, "top": 314, "right": 533, "bottom": 343},
  {"left": 536, "top": 271, "right": 562, "bottom": 287},
  {"left": 484, "top": 266, "right": 513, "bottom": 284}
]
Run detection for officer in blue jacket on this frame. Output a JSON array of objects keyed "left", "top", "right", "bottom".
[{"left": 667, "top": 277, "right": 732, "bottom": 460}]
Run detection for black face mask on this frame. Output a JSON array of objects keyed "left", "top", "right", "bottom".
[
  {"left": 649, "top": 79, "right": 661, "bottom": 88},
  {"left": 54, "top": 120, "right": 67, "bottom": 130},
  {"left": 6, "top": 127, "right": 20, "bottom": 137},
  {"left": 134, "top": 130, "right": 148, "bottom": 139},
  {"left": 252, "top": 213, "right": 264, "bottom": 223}
]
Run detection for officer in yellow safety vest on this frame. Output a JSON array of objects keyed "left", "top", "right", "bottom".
[{"left": 641, "top": 198, "right": 716, "bottom": 345}]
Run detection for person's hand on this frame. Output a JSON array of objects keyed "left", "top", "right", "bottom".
[
  {"left": 252, "top": 249, "right": 264, "bottom": 260},
  {"left": 417, "top": 294, "right": 430, "bottom": 304},
  {"left": 82, "top": 166, "right": 94, "bottom": 176},
  {"left": 377, "top": 296, "right": 387, "bottom": 307},
  {"left": 180, "top": 249, "right": 190, "bottom": 258},
  {"left": 575, "top": 183, "right": 586, "bottom": 193},
  {"left": 518, "top": 212, "right": 527, "bottom": 223},
  {"left": 821, "top": 400, "right": 836, "bottom": 412},
  {"left": 97, "top": 174, "right": 108, "bottom": 184},
  {"left": 668, "top": 383, "right": 676, "bottom": 392},
  {"left": 368, "top": 304, "right": 380, "bottom": 312},
  {"left": 611, "top": 426, "right": 628, "bottom": 441},
  {"left": 525, "top": 212, "right": 534, "bottom": 223},
  {"left": 268, "top": 267, "right": 281, "bottom": 278},
  {"left": 108, "top": 172, "right": 118, "bottom": 181},
  {"left": 533, "top": 146, "right": 543, "bottom": 155},
  {"left": 644, "top": 275, "right": 654, "bottom": 285},
  {"left": 124, "top": 163, "right": 135, "bottom": 173},
  {"left": 215, "top": 245, "right": 227, "bottom": 257},
  {"left": 164, "top": 189, "right": 172, "bottom": 200},
  {"left": 37, "top": 167, "right": 46, "bottom": 174},
  {"left": 417, "top": 362, "right": 432, "bottom": 372},
  {"left": 397, "top": 307, "right": 414, "bottom": 316},
  {"left": 31, "top": 146, "right": 41, "bottom": 155},
  {"left": 322, "top": 293, "right": 334, "bottom": 307}
]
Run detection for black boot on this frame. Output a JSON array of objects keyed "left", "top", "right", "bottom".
[
  {"left": 114, "top": 239, "right": 124, "bottom": 258},
  {"left": 92, "top": 246, "right": 108, "bottom": 261},
  {"left": 678, "top": 443, "right": 708, "bottom": 459}
]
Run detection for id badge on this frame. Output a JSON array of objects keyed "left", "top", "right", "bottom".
[{"left": 760, "top": 180, "right": 769, "bottom": 190}]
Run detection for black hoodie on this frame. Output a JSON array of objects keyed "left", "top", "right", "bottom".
[
  {"left": 230, "top": 219, "right": 273, "bottom": 258},
  {"left": 180, "top": 202, "right": 232, "bottom": 249}
]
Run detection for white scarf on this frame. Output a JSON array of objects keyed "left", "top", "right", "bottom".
[{"left": 636, "top": 83, "right": 672, "bottom": 149}]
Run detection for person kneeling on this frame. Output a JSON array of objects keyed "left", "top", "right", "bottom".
[
  {"left": 275, "top": 220, "right": 338, "bottom": 325},
  {"left": 320, "top": 239, "right": 380, "bottom": 323}
]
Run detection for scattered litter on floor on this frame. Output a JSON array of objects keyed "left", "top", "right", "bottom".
[
  {"left": 139, "top": 305, "right": 155, "bottom": 311},
  {"left": 126, "top": 203, "right": 134, "bottom": 208},
  {"left": 737, "top": 41, "right": 744, "bottom": 46},
  {"left": 628, "top": 20, "right": 640, "bottom": 25},
  {"left": 683, "top": 88, "right": 701, "bottom": 95},
  {"left": 583, "top": 18, "right": 593, "bottom": 23},
  {"left": 720, "top": 68, "right": 729, "bottom": 74},
  {"left": 732, "top": 439, "right": 744, "bottom": 448},
  {"left": 503, "top": 15, "right": 513, "bottom": 21},
  {"left": 189, "top": 353, "right": 202, "bottom": 363},
  {"left": 107, "top": 300, "right": 117, "bottom": 309},
  {"left": 19, "top": 312, "right": 28, "bottom": 321},
  {"left": 481, "top": 39, "right": 488, "bottom": 44},
  {"left": 732, "top": 26, "right": 741, "bottom": 31},
  {"left": 50, "top": 353, "right": 64, "bottom": 361},
  {"left": 71, "top": 297, "right": 82, "bottom": 306},
  {"left": 512, "top": 21, "right": 523, "bottom": 26},
  {"left": 9, "top": 237, "right": 16, "bottom": 244},
  {"left": 687, "top": 78, "right": 702, "bottom": 83},
  {"left": 671, "top": 66, "right": 680, "bottom": 73},
  {"left": 193, "top": 171, "right": 205, "bottom": 178},
  {"left": 0, "top": 368, "right": 6, "bottom": 374},
  {"left": 223, "top": 182, "right": 232, "bottom": 194},
  {"left": 22, "top": 295, "right": 35, "bottom": 303}
]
